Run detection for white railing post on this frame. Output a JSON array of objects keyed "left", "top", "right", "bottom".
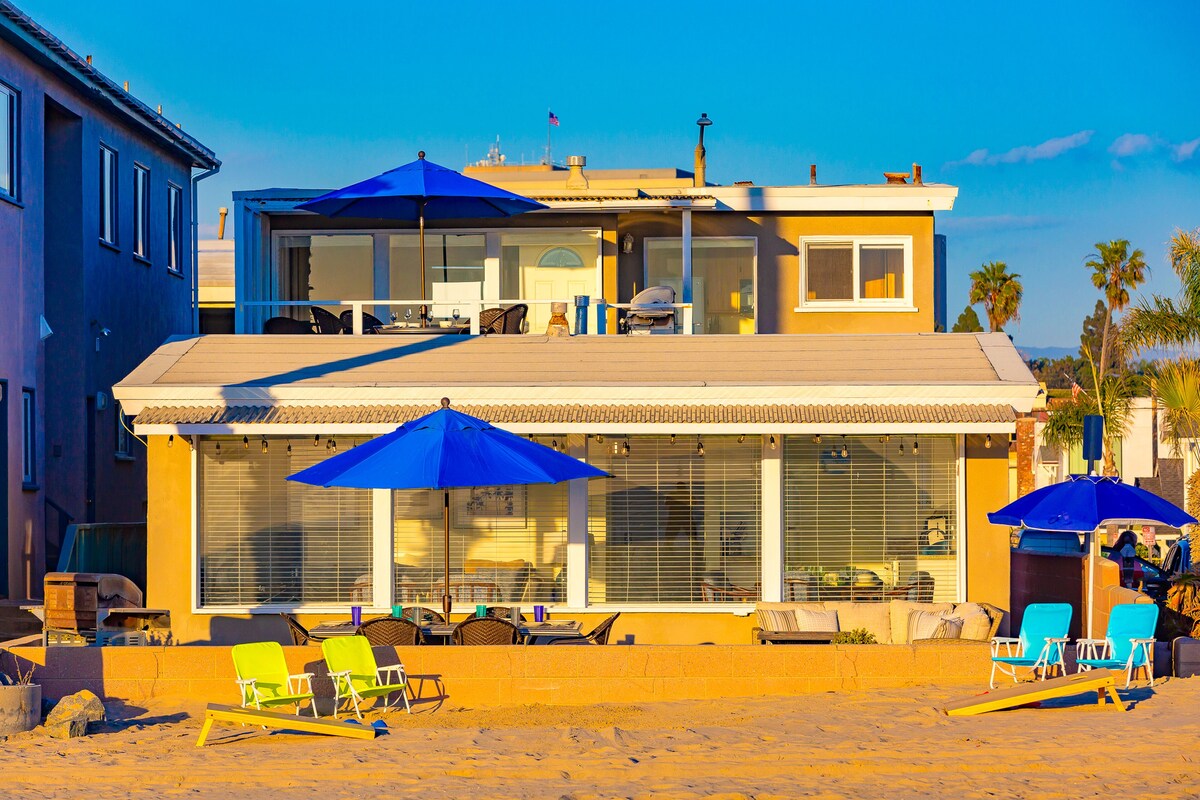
[
  {"left": 470, "top": 300, "right": 481, "bottom": 335},
  {"left": 681, "top": 304, "right": 694, "bottom": 334},
  {"left": 351, "top": 301, "right": 363, "bottom": 335}
]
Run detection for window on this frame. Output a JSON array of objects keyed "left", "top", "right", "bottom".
[
  {"left": 133, "top": 164, "right": 149, "bottom": 259},
  {"left": 646, "top": 237, "right": 757, "bottom": 334},
  {"left": 587, "top": 435, "right": 761, "bottom": 604},
  {"left": 167, "top": 183, "right": 183, "bottom": 272},
  {"left": 393, "top": 437, "right": 567, "bottom": 606},
  {"left": 0, "top": 81, "right": 16, "bottom": 199},
  {"left": 197, "top": 437, "right": 373, "bottom": 607},
  {"left": 99, "top": 145, "right": 117, "bottom": 245},
  {"left": 798, "top": 236, "right": 912, "bottom": 309},
  {"left": 783, "top": 435, "right": 958, "bottom": 603},
  {"left": 115, "top": 411, "right": 133, "bottom": 459},
  {"left": 21, "top": 388, "right": 34, "bottom": 486}
]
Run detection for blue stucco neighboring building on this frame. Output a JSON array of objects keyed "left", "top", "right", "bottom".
[{"left": 0, "top": 2, "right": 219, "bottom": 599}]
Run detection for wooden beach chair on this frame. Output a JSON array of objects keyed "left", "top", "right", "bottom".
[{"left": 195, "top": 703, "right": 378, "bottom": 746}]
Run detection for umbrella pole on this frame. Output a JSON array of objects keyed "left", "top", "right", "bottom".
[
  {"left": 419, "top": 201, "right": 428, "bottom": 327},
  {"left": 442, "top": 489, "right": 453, "bottom": 617}
]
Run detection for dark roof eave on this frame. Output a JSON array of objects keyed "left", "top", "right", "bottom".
[{"left": 0, "top": 2, "right": 219, "bottom": 169}]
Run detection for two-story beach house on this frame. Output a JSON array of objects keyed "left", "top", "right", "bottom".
[
  {"left": 113, "top": 151, "right": 1039, "bottom": 644},
  {"left": 0, "top": 2, "right": 219, "bottom": 600}
]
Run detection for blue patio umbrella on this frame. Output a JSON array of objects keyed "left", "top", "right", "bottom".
[
  {"left": 988, "top": 474, "right": 1196, "bottom": 531},
  {"left": 989, "top": 474, "right": 1195, "bottom": 636},
  {"left": 288, "top": 399, "right": 607, "bottom": 615},
  {"left": 297, "top": 152, "right": 547, "bottom": 322}
]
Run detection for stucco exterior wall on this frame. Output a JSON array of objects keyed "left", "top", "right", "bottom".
[
  {"left": 0, "top": 37, "right": 200, "bottom": 598},
  {"left": 964, "top": 433, "right": 1012, "bottom": 616}
]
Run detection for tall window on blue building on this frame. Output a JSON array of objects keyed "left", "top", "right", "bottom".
[
  {"left": 133, "top": 164, "right": 150, "bottom": 259},
  {"left": 0, "top": 81, "right": 15, "bottom": 199},
  {"left": 99, "top": 145, "right": 118, "bottom": 245},
  {"left": 21, "top": 388, "right": 34, "bottom": 486},
  {"left": 167, "top": 183, "right": 183, "bottom": 272}
]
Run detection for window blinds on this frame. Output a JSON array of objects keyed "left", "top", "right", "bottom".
[
  {"left": 197, "top": 437, "right": 373, "bottom": 607},
  {"left": 587, "top": 435, "right": 762, "bottom": 604},
  {"left": 783, "top": 435, "right": 958, "bottom": 603},
  {"left": 392, "top": 436, "right": 568, "bottom": 606}
]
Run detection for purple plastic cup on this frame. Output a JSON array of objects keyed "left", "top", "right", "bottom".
[
  {"left": 534, "top": 605, "right": 545, "bottom": 623},
  {"left": 351, "top": 606, "right": 362, "bottom": 626}
]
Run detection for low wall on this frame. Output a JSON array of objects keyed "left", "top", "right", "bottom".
[{"left": 9, "top": 643, "right": 992, "bottom": 707}]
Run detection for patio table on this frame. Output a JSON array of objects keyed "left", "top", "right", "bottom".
[
  {"left": 424, "top": 620, "right": 584, "bottom": 645},
  {"left": 376, "top": 323, "right": 469, "bottom": 335}
]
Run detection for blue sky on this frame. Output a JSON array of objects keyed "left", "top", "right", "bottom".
[{"left": 18, "top": 0, "right": 1200, "bottom": 347}]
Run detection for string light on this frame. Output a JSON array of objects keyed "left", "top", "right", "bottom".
[
  {"left": 167, "top": 434, "right": 174, "bottom": 448},
  {"left": 912, "top": 439, "right": 920, "bottom": 455},
  {"left": 984, "top": 434, "right": 992, "bottom": 449},
  {"left": 215, "top": 441, "right": 222, "bottom": 456},
  {"left": 696, "top": 437, "right": 705, "bottom": 457},
  {"left": 286, "top": 441, "right": 292, "bottom": 456},
  {"left": 840, "top": 436, "right": 848, "bottom": 458},
  {"left": 899, "top": 441, "right": 906, "bottom": 455},
  {"left": 595, "top": 434, "right": 604, "bottom": 444},
  {"left": 769, "top": 435, "right": 777, "bottom": 450},
  {"left": 551, "top": 439, "right": 559, "bottom": 452},
  {"left": 737, "top": 434, "right": 746, "bottom": 444},
  {"left": 330, "top": 439, "right": 338, "bottom": 453},
  {"left": 812, "top": 434, "right": 822, "bottom": 444},
  {"left": 314, "top": 434, "right": 320, "bottom": 447},
  {"left": 670, "top": 434, "right": 676, "bottom": 446},
  {"left": 242, "top": 435, "right": 249, "bottom": 449},
  {"left": 260, "top": 437, "right": 268, "bottom": 454},
  {"left": 621, "top": 439, "right": 630, "bottom": 457}
]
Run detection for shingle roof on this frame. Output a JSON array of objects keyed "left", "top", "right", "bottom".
[{"left": 134, "top": 402, "right": 1016, "bottom": 427}]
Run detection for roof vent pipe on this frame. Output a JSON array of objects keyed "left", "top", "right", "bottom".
[
  {"left": 810, "top": 164, "right": 817, "bottom": 185},
  {"left": 566, "top": 155, "right": 589, "bottom": 189},
  {"left": 912, "top": 163, "right": 923, "bottom": 185},
  {"left": 694, "top": 113, "right": 712, "bottom": 187}
]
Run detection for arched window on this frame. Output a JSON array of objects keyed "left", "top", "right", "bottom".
[{"left": 537, "top": 247, "right": 585, "bottom": 268}]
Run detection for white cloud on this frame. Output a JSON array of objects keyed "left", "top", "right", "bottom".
[
  {"left": 1109, "top": 133, "right": 1158, "bottom": 157},
  {"left": 947, "top": 131, "right": 1094, "bottom": 167},
  {"left": 1173, "top": 137, "right": 1200, "bottom": 162}
]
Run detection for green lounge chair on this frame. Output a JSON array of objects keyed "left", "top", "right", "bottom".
[
  {"left": 321, "top": 635, "right": 411, "bottom": 719},
  {"left": 1076, "top": 603, "right": 1159, "bottom": 688},
  {"left": 231, "top": 641, "right": 317, "bottom": 717},
  {"left": 989, "top": 602, "right": 1072, "bottom": 688}
]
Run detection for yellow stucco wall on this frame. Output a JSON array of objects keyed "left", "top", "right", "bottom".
[
  {"left": 964, "top": 434, "right": 1013, "bottom": 614},
  {"left": 613, "top": 212, "right": 937, "bottom": 334}
]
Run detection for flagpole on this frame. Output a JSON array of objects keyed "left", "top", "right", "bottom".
[{"left": 546, "top": 108, "right": 552, "bottom": 165}]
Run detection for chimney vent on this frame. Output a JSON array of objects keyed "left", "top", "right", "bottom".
[
  {"left": 809, "top": 164, "right": 817, "bottom": 185},
  {"left": 733, "top": 180, "right": 754, "bottom": 186},
  {"left": 85, "top": 54, "right": 92, "bottom": 65},
  {"left": 912, "top": 163, "right": 923, "bottom": 185},
  {"left": 566, "top": 155, "right": 589, "bottom": 189},
  {"left": 883, "top": 171, "right": 910, "bottom": 185}
]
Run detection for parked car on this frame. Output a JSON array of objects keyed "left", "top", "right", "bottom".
[{"left": 1101, "top": 546, "right": 1171, "bottom": 601}]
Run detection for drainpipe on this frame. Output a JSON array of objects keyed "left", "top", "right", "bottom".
[{"left": 191, "top": 164, "right": 221, "bottom": 334}]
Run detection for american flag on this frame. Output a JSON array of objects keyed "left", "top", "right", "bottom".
[
  {"left": 548, "top": 110, "right": 560, "bottom": 127},
  {"left": 1071, "top": 382, "right": 1082, "bottom": 400}
]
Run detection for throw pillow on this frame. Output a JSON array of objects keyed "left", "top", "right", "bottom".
[
  {"left": 932, "top": 616, "right": 964, "bottom": 639},
  {"left": 907, "top": 609, "right": 948, "bottom": 641},
  {"left": 757, "top": 608, "right": 799, "bottom": 632},
  {"left": 958, "top": 611, "right": 993, "bottom": 641},
  {"left": 794, "top": 609, "right": 840, "bottom": 632}
]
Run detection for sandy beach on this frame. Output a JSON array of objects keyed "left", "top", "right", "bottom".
[{"left": 3, "top": 678, "right": 1198, "bottom": 800}]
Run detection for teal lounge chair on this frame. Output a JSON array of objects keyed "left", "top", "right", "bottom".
[
  {"left": 1076, "top": 603, "right": 1159, "bottom": 688},
  {"left": 231, "top": 641, "right": 317, "bottom": 717},
  {"left": 989, "top": 602, "right": 1072, "bottom": 688},
  {"left": 321, "top": 635, "right": 411, "bottom": 719}
]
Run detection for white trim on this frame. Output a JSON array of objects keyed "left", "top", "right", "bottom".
[
  {"left": 760, "top": 435, "right": 783, "bottom": 602},
  {"left": 798, "top": 235, "right": 915, "bottom": 312},
  {"left": 956, "top": 434, "right": 967, "bottom": 602},
  {"left": 566, "top": 434, "right": 589, "bottom": 609},
  {"left": 371, "top": 489, "right": 393, "bottom": 611},
  {"left": 190, "top": 444, "right": 200, "bottom": 613}
]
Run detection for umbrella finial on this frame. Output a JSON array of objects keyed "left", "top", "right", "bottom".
[
  {"left": 418, "top": 150, "right": 426, "bottom": 159},
  {"left": 440, "top": 397, "right": 450, "bottom": 408}
]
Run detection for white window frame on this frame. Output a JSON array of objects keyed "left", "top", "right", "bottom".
[
  {"left": 0, "top": 80, "right": 17, "bottom": 201},
  {"left": 99, "top": 144, "right": 118, "bottom": 246},
  {"left": 795, "top": 235, "right": 915, "bottom": 312},
  {"left": 167, "top": 182, "right": 183, "bottom": 273},
  {"left": 20, "top": 388, "right": 34, "bottom": 486},
  {"left": 133, "top": 163, "right": 150, "bottom": 260}
]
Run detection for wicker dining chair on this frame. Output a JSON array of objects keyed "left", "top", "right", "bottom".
[
  {"left": 544, "top": 612, "right": 621, "bottom": 646},
  {"left": 310, "top": 305, "right": 344, "bottom": 334},
  {"left": 279, "top": 612, "right": 317, "bottom": 645},
  {"left": 479, "top": 303, "right": 528, "bottom": 335},
  {"left": 338, "top": 309, "right": 384, "bottom": 334},
  {"left": 485, "top": 607, "right": 527, "bottom": 622},
  {"left": 357, "top": 616, "right": 424, "bottom": 646},
  {"left": 400, "top": 606, "right": 447, "bottom": 626},
  {"left": 451, "top": 616, "right": 519, "bottom": 646}
]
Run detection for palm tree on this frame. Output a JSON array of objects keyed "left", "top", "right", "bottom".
[
  {"left": 1042, "top": 376, "right": 1133, "bottom": 476},
  {"left": 1123, "top": 228, "right": 1200, "bottom": 354},
  {"left": 1151, "top": 359, "right": 1200, "bottom": 531},
  {"left": 968, "top": 261, "right": 1023, "bottom": 332},
  {"left": 1085, "top": 239, "right": 1147, "bottom": 380}
]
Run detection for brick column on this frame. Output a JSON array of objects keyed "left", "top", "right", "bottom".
[{"left": 1015, "top": 416, "right": 1036, "bottom": 498}]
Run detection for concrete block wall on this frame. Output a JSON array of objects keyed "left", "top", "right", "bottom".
[{"left": 10, "top": 643, "right": 993, "bottom": 707}]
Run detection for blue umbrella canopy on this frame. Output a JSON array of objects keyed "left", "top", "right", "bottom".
[
  {"left": 988, "top": 474, "right": 1196, "bottom": 532},
  {"left": 296, "top": 152, "right": 548, "bottom": 221},
  {"left": 287, "top": 401, "right": 606, "bottom": 489},
  {"left": 288, "top": 399, "right": 607, "bottom": 615}
]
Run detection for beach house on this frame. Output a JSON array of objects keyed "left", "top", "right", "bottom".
[
  {"left": 113, "top": 149, "right": 1040, "bottom": 644},
  {"left": 0, "top": 2, "right": 219, "bottom": 600}
]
